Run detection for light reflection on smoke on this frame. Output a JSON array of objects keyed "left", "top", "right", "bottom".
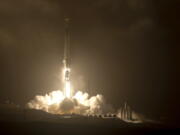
[{"left": 27, "top": 90, "right": 114, "bottom": 115}]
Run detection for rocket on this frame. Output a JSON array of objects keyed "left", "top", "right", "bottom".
[
  {"left": 63, "top": 18, "right": 71, "bottom": 82},
  {"left": 63, "top": 18, "right": 71, "bottom": 98}
]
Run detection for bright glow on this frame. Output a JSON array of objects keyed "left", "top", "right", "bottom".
[
  {"left": 73, "top": 91, "right": 89, "bottom": 106},
  {"left": 27, "top": 67, "right": 114, "bottom": 115},
  {"left": 46, "top": 90, "right": 65, "bottom": 105},
  {"left": 62, "top": 67, "right": 70, "bottom": 82},
  {"left": 65, "top": 81, "right": 71, "bottom": 98},
  {"left": 27, "top": 90, "right": 114, "bottom": 115},
  {"left": 62, "top": 67, "right": 72, "bottom": 98}
]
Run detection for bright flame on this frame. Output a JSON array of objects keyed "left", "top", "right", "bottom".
[
  {"left": 27, "top": 67, "right": 114, "bottom": 115},
  {"left": 65, "top": 81, "right": 71, "bottom": 98},
  {"left": 27, "top": 90, "right": 114, "bottom": 115},
  {"left": 27, "top": 62, "right": 142, "bottom": 123}
]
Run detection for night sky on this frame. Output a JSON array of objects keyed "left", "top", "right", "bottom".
[{"left": 0, "top": 0, "right": 179, "bottom": 118}]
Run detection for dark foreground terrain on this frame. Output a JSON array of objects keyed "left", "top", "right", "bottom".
[
  {"left": 0, "top": 104, "right": 179, "bottom": 135},
  {"left": 1, "top": 119, "right": 179, "bottom": 135}
]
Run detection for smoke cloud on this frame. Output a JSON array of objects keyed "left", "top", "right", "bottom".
[{"left": 27, "top": 90, "right": 114, "bottom": 115}]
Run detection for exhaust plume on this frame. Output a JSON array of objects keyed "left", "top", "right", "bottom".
[{"left": 27, "top": 90, "right": 114, "bottom": 115}]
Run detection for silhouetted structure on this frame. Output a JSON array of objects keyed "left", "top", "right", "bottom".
[{"left": 119, "top": 102, "right": 132, "bottom": 121}]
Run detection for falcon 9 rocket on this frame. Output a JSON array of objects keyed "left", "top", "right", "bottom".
[{"left": 63, "top": 18, "right": 71, "bottom": 98}]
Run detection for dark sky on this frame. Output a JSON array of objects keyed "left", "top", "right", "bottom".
[{"left": 0, "top": 0, "right": 179, "bottom": 118}]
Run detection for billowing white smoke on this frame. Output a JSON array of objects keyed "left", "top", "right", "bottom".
[{"left": 27, "top": 90, "right": 114, "bottom": 115}]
